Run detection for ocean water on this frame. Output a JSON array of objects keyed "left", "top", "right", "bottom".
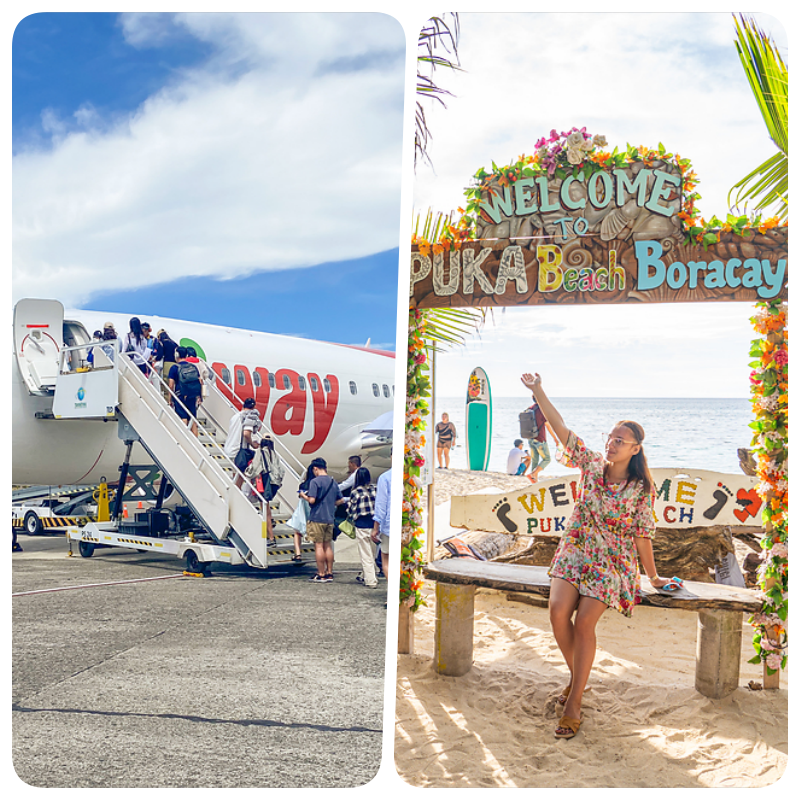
[{"left": 433, "top": 397, "right": 753, "bottom": 477}]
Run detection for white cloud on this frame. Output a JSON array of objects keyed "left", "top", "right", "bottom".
[
  {"left": 414, "top": 12, "right": 787, "bottom": 220},
  {"left": 413, "top": 10, "right": 787, "bottom": 400},
  {"left": 13, "top": 12, "right": 405, "bottom": 306}
]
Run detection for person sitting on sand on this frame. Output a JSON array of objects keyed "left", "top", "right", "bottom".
[
  {"left": 520, "top": 371, "right": 672, "bottom": 740},
  {"left": 506, "top": 439, "right": 531, "bottom": 475}
]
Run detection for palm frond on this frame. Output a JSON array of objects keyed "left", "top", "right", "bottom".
[
  {"left": 415, "top": 13, "right": 462, "bottom": 170},
  {"left": 728, "top": 14, "right": 788, "bottom": 219},
  {"left": 422, "top": 307, "right": 485, "bottom": 353}
]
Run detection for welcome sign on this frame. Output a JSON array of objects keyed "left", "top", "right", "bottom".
[
  {"left": 410, "top": 131, "right": 788, "bottom": 308},
  {"left": 450, "top": 468, "right": 762, "bottom": 536}
]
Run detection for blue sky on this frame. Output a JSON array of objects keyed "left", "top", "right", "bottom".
[{"left": 12, "top": 12, "right": 404, "bottom": 349}]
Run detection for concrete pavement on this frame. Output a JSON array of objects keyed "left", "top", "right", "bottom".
[{"left": 12, "top": 531, "right": 387, "bottom": 788}]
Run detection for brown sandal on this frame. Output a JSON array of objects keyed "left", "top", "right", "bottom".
[
  {"left": 555, "top": 715, "right": 582, "bottom": 739},
  {"left": 557, "top": 683, "right": 590, "bottom": 705}
]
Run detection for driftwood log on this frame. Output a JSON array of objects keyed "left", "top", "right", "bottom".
[{"left": 462, "top": 525, "right": 760, "bottom": 582}]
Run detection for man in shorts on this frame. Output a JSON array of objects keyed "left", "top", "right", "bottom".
[
  {"left": 435, "top": 412, "right": 456, "bottom": 469},
  {"left": 506, "top": 439, "right": 531, "bottom": 475},
  {"left": 299, "top": 457, "right": 344, "bottom": 583}
]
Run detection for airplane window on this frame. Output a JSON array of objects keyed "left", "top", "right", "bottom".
[
  {"left": 383, "top": 384, "right": 390, "bottom": 398},
  {"left": 282, "top": 374, "right": 291, "bottom": 389},
  {"left": 298, "top": 376, "right": 306, "bottom": 391},
  {"left": 221, "top": 368, "right": 231, "bottom": 385},
  {"left": 268, "top": 373, "right": 275, "bottom": 389},
  {"left": 392, "top": 385, "right": 395, "bottom": 395},
  {"left": 253, "top": 371, "right": 261, "bottom": 388},
  {"left": 372, "top": 383, "right": 379, "bottom": 397},
  {"left": 309, "top": 377, "right": 319, "bottom": 392},
  {"left": 236, "top": 369, "right": 246, "bottom": 386},
  {"left": 323, "top": 379, "right": 331, "bottom": 393},
  {"left": 349, "top": 381, "right": 357, "bottom": 395}
]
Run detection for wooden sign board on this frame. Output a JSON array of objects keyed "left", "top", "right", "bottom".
[
  {"left": 449, "top": 468, "right": 761, "bottom": 536},
  {"left": 410, "top": 232, "right": 788, "bottom": 309},
  {"left": 410, "top": 154, "right": 788, "bottom": 309}
]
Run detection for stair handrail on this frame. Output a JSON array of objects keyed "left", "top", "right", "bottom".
[
  {"left": 115, "top": 356, "right": 270, "bottom": 566},
  {"left": 201, "top": 363, "right": 306, "bottom": 482},
  {"left": 142, "top": 359, "right": 270, "bottom": 505}
]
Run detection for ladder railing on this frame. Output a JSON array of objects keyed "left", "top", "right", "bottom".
[
  {"left": 112, "top": 352, "right": 269, "bottom": 567},
  {"left": 198, "top": 364, "right": 304, "bottom": 515}
]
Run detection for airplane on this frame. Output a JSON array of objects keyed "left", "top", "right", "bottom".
[{"left": 12, "top": 298, "right": 397, "bottom": 488}]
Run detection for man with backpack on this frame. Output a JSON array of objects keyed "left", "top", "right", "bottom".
[
  {"left": 223, "top": 398, "right": 261, "bottom": 489},
  {"left": 519, "top": 384, "right": 556, "bottom": 482},
  {"left": 168, "top": 347, "right": 203, "bottom": 437}
]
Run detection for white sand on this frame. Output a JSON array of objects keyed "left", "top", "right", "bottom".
[{"left": 395, "top": 469, "right": 789, "bottom": 788}]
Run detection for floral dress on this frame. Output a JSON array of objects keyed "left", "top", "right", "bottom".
[{"left": 548, "top": 431, "right": 656, "bottom": 617}]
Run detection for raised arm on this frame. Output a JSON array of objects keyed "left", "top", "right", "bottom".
[{"left": 520, "top": 373, "right": 570, "bottom": 447}]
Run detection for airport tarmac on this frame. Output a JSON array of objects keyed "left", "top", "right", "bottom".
[{"left": 11, "top": 530, "right": 387, "bottom": 788}]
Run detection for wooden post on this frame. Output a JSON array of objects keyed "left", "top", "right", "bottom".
[
  {"left": 398, "top": 597, "right": 414, "bottom": 654},
  {"left": 434, "top": 582, "right": 476, "bottom": 676},
  {"left": 427, "top": 346, "right": 436, "bottom": 565},
  {"left": 762, "top": 576, "right": 781, "bottom": 689},
  {"left": 695, "top": 609, "right": 743, "bottom": 698}
]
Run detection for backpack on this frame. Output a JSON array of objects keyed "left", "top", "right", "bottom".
[
  {"left": 176, "top": 361, "right": 202, "bottom": 397},
  {"left": 519, "top": 405, "right": 544, "bottom": 440}
]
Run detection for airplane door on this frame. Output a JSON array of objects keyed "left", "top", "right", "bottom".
[{"left": 14, "top": 299, "right": 65, "bottom": 394}]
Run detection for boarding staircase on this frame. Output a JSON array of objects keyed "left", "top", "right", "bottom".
[{"left": 51, "top": 345, "right": 305, "bottom": 568}]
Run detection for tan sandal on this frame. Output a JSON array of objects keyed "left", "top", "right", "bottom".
[
  {"left": 555, "top": 715, "right": 582, "bottom": 739},
  {"left": 557, "top": 683, "right": 590, "bottom": 705}
]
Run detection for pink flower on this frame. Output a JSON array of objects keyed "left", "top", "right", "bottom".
[
  {"left": 773, "top": 349, "right": 788, "bottom": 366},
  {"left": 766, "top": 652, "right": 783, "bottom": 671},
  {"left": 414, "top": 353, "right": 426, "bottom": 365}
]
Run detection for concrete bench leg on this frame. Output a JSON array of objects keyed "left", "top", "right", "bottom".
[
  {"left": 695, "top": 609, "right": 743, "bottom": 699},
  {"left": 434, "top": 582, "right": 476, "bottom": 677}
]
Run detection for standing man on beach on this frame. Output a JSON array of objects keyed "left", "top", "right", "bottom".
[
  {"left": 523, "top": 392, "right": 557, "bottom": 483},
  {"left": 435, "top": 413, "right": 457, "bottom": 469}
]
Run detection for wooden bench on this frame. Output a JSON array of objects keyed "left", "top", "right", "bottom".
[{"left": 422, "top": 558, "right": 763, "bottom": 699}]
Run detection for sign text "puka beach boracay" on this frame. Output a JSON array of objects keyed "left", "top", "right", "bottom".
[{"left": 410, "top": 130, "right": 788, "bottom": 308}]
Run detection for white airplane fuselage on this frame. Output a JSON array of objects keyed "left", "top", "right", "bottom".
[{"left": 12, "top": 306, "right": 396, "bottom": 486}]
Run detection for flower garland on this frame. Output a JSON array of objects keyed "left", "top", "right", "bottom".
[
  {"left": 747, "top": 299, "right": 789, "bottom": 673},
  {"left": 401, "top": 308, "right": 429, "bottom": 611},
  {"left": 410, "top": 127, "right": 785, "bottom": 255}
]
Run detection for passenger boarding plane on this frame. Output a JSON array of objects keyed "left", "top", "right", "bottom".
[{"left": 12, "top": 299, "right": 396, "bottom": 487}]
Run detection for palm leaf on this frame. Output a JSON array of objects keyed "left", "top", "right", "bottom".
[
  {"left": 413, "top": 208, "right": 486, "bottom": 352},
  {"left": 415, "top": 14, "right": 462, "bottom": 170},
  {"left": 728, "top": 15, "right": 788, "bottom": 219}
]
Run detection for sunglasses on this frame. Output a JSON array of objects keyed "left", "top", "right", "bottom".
[{"left": 602, "top": 434, "right": 638, "bottom": 447}]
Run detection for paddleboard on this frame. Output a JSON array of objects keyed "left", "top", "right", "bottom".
[{"left": 465, "top": 367, "right": 492, "bottom": 471}]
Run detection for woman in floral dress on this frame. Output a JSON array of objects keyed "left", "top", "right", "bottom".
[{"left": 521, "top": 372, "right": 671, "bottom": 739}]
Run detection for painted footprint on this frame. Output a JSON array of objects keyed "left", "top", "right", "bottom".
[
  {"left": 492, "top": 498, "right": 518, "bottom": 533},
  {"left": 703, "top": 483, "right": 733, "bottom": 520}
]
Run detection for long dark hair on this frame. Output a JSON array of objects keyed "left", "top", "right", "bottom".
[
  {"left": 128, "top": 317, "right": 145, "bottom": 345},
  {"left": 617, "top": 420, "right": 653, "bottom": 494},
  {"left": 354, "top": 466, "right": 372, "bottom": 489},
  {"left": 300, "top": 464, "right": 315, "bottom": 492}
]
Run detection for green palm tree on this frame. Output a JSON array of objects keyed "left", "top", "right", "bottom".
[{"left": 728, "top": 14, "right": 788, "bottom": 219}]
